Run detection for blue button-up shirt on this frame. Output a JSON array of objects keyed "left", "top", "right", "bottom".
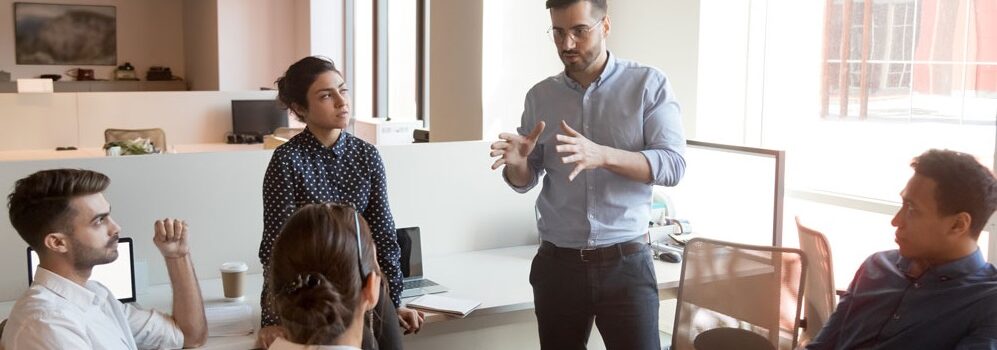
[
  {"left": 807, "top": 248, "right": 997, "bottom": 349},
  {"left": 506, "top": 52, "right": 686, "bottom": 249}
]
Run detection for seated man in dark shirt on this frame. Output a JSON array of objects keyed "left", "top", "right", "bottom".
[{"left": 807, "top": 149, "right": 997, "bottom": 350}]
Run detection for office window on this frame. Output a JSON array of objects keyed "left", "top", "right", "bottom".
[
  {"left": 697, "top": 0, "right": 996, "bottom": 280},
  {"left": 350, "top": 0, "right": 424, "bottom": 122}
]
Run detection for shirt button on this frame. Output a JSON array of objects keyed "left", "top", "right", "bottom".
[
  {"left": 892, "top": 313, "right": 901, "bottom": 320},
  {"left": 913, "top": 282, "right": 921, "bottom": 288}
]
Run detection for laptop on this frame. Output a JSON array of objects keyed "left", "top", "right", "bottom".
[
  {"left": 27, "top": 237, "right": 137, "bottom": 303},
  {"left": 397, "top": 227, "right": 448, "bottom": 298}
]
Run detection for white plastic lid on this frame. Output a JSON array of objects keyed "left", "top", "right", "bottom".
[{"left": 220, "top": 261, "right": 249, "bottom": 272}]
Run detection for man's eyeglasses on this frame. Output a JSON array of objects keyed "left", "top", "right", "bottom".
[{"left": 548, "top": 17, "right": 605, "bottom": 43}]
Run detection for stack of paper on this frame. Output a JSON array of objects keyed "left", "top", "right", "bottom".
[
  {"left": 204, "top": 301, "right": 254, "bottom": 337},
  {"left": 407, "top": 294, "right": 481, "bottom": 318}
]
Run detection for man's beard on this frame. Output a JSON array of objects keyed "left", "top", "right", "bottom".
[
  {"left": 561, "top": 49, "right": 598, "bottom": 73},
  {"left": 71, "top": 235, "right": 119, "bottom": 270}
]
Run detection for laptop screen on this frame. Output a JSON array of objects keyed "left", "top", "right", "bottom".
[
  {"left": 397, "top": 227, "right": 423, "bottom": 279},
  {"left": 27, "top": 237, "right": 137, "bottom": 303}
]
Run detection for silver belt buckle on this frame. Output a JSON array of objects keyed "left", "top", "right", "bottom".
[{"left": 579, "top": 248, "right": 596, "bottom": 262}]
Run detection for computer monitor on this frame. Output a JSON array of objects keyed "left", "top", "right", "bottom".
[
  {"left": 661, "top": 140, "right": 785, "bottom": 246},
  {"left": 231, "top": 100, "right": 288, "bottom": 137},
  {"left": 27, "top": 237, "right": 137, "bottom": 303}
]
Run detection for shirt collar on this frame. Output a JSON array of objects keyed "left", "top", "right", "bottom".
[
  {"left": 895, "top": 248, "right": 987, "bottom": 282},
  {"left": 561, "top": 50, "right": 617, "bottom": 91},
  {"left": 33, "top": 267, "right": 102, "bottom": 308},
  {"left": 300, "top": 127, "right": 349, "bottom": 157}
]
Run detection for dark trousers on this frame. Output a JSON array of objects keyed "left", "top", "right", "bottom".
[
  {"left": 362, "top": 286, "right": 403, "bottom": 350},
  {"left": 530, "top": 242, "right": 661, "bottom": 350}
]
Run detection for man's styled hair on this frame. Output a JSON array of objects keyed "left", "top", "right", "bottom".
[
  {"left": 911, "top": 149, "right": 997, "bottom": 238},
  {"left": 7, "top": 169, "right": 110, "bottom": 250},
  {"left": 546, "top": 0, "right": 608, "bottom": 14}
]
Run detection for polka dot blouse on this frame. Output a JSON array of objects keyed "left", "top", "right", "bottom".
[{"left": 258, "top": 129, "right": 401, "bottom": 327}]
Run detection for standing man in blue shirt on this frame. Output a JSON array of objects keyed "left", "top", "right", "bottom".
[
  {"left": 807, "top": 149, "right": 997, "bottom": 349},
  {"left": 489, "top": 0, "right": 685, "bottom": 348}
]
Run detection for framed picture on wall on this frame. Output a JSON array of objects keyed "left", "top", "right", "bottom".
[{"left": 13, "top": 2, "right": 117, "bottom": 65}]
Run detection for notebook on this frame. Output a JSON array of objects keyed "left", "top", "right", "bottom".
[
  {"left": 397, "top": 227, "right": 448, "bottom": 298},
  {"left": 27, "top": 237, "right": 137, "bottom": 303},
  {"left": 407, "top": 294, "right": 481, "bottom": 318}
]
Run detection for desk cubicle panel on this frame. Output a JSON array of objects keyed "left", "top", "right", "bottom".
[
  {"left": 0, "top": 141, "right": 540, "bottom": 302},
  {"left": 661, "top": 140, "right": 785, "bottom": 246}
]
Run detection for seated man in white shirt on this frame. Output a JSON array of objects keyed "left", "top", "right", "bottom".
[{"left": 2, "top": 169, "right": 207, "bottom": 349}]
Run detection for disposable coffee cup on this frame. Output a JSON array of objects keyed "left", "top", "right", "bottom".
[{"left": 220, "top": 262, "right": 249, "bottom": 302}]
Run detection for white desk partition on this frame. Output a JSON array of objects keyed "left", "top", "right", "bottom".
[
  {"left": 0, "top": 140, "right": 539, "bottom": 302},
  {"left": 660, "top": 140, "right": 786, "bottom": 246}
]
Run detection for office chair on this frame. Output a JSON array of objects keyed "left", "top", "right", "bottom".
[
  {"left": 795, "top": 218, "right": 838, "bottom": 346},
  {"left": 104, "top": 128, "right": 167, "bottom": 153},
  {"left": 671, "top": 238, "right": 807, "bottom": 350}
]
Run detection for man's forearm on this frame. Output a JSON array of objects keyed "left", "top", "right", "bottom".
[
  {"left": 602, "top": 146, "right": 653, "bottom": 183},
  {"left": 166, "top": 255, "right": 207, "bottom": 347},
  {"left": 504, "top": 163, "right": 535, "bottom": 188}
]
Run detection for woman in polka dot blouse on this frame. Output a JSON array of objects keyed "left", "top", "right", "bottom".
[{"left": 256, "top": 56, "right": 423, "bottom": 349}]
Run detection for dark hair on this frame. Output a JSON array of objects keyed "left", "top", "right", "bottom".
[
  {"left": 269, "top": 203, "right": 379, "bottom": 345},
  {"left": 911, "top": 149, "right": 997, "bottom": 238},
  {"left": 7, "top": 169, "right": 110, "bottom": 251},
  {"left": 275, "top": 56, "right": 341, "bottom": 122},
  {"left": 546, "top": 0, "right": 607, "bottom": 14}
]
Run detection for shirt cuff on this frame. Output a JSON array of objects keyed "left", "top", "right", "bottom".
[{"left": 503, "top": 167, "right": 538, "bottom": 193}]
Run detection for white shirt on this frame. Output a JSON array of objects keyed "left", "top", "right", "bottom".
[
  {"left": 1, "top": 267, "right": 184, "bottom": 350},
  {"left": 269, "top": 337, "right": 362, "bottom": 350}
]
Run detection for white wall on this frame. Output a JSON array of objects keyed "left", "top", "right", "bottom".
[
  {"left": 427, "top": 0, "right": 484, "bottom": 142},
  {"left": 0, "top": 90, "right": 277, "bottom": 150},
  {"left": 481, "top": 0, "right": 562, "bottom": 141},
  {"left": 182, "top": 0, "right": 220, "bottom": 91},
  {"left": 216, "top": 0, "right": 304, "bottom": 91},
  {"left": 610, "top": 0, "right": 700, "bottom": 139},
  {"left": 0, "top": 0, "right": 185, "bottom": 82},
  {"left": 431, "top": 0, "right": 701, "bottom": 142}
]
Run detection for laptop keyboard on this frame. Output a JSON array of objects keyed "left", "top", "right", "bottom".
[{"left": 404, "top": 279, "right": 440, "bottom": 289}]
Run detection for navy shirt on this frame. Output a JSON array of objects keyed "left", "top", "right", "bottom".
[
  {"left": 258, "top": 129, "right": 401, "bottom": 327},
  {"left": 807, "top": 248, "right": 997, "bottom": 349}
]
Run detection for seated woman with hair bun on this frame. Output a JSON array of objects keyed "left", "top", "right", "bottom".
[{"left": 267, "top": 203, "right": 391, "bottom": 350}]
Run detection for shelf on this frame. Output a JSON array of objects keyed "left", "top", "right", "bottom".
[{"left": 0, "top": 80, "right": 187, "bottom": 93}]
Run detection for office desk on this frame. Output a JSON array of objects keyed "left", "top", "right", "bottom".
[{"left": 0, "top": 244, "right": 683, "bottom": 349}]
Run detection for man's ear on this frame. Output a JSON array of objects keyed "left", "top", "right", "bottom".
[
  {"left": 948, "top": 212, "right": 972, "bottom": 238},
  {"left": 602, "top": 14, "right": 611, "bottom": 37},
  {"left": 43, "top": 232, "right": 70, "bottom": 254}
]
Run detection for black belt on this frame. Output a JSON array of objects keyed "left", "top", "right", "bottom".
[{"left": 540, "top": 240, "right": 647, "bottom": 263}]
